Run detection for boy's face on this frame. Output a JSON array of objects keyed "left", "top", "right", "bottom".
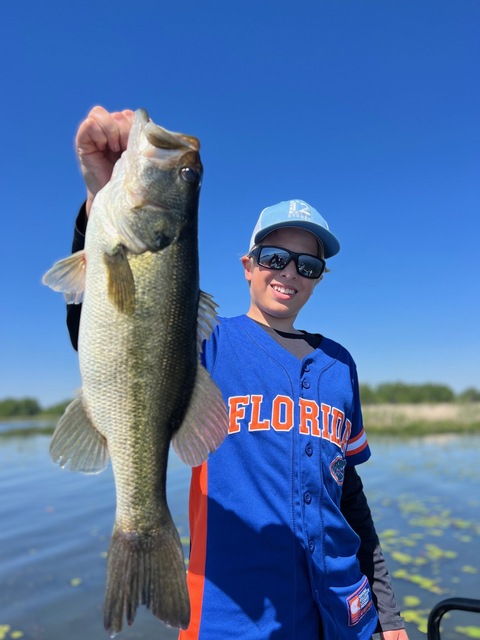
[{"left": 241, "top": 227, "right": 320, "bottom": 331}]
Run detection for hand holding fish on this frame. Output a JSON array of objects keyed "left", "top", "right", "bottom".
[
  {"left": 381, "top": 629, "right": 410, "bottom": 639},
  {"left": 75, "top": 106, "right": 134, "bottom": 215}
]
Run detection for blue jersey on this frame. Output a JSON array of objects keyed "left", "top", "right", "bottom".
[{"left": 179, "top": 315, "right": 378, "bottom": 639}]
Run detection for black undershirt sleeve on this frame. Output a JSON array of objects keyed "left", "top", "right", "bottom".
[
  {"left": 66, "top": 203, "right": 88, "bottom": 351},
  {"left": 341, "top": 466, "right": 405, "bottom": 632}
]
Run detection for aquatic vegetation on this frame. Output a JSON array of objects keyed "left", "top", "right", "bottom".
[
  {"left": 455, "top": 626, "right": 480, "bottom": 639},
  {"left": 398, "top": 536, "right": 419, "bottom": 547},
  {"left": 379, "top": 529, "right": 401, "bottom": 539},
  {"left": 453, "top": 519, "right": 474, "bottom": 529},
  {"left": 410, "top": 533, "right": 425, "bottom": 540},
  {"left": 401, "top": 609, "right": 429, "bottom": 633},
  {"left": 399, "top": 499, "right": 430, "bottom": 515},
  {"left": 457, "top": 535, "right": 473, "bottom": 543},
  {"left": 0, "top": 626, "right": 24, "bottom": 640},
  {"left": 391, "top": 551, "right": 416, "bottom": 565},
  {"left": 70, "top": 577, "right": 82, "bottom": 587},
  {"left": 392, "top": 569, "right": 445, "bottom": 594},
  {"left": 462, "top": 566, "right": 478, "bottom": 574},
  {"left": 425, "top": 543, "right": 457, "bottom": 561},
  {"left": 391, "top": 551, "right": 427, "bottom": 566},
  {"left": 409, "top": 514, "right": 449, "bottom": 529},
  {"left": 373, "top": 475, "right": 480, "bottom": 638}
]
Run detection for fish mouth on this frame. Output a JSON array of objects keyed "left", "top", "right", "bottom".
[{"left": 136, "top": 109, "right": 200, "bottom": 152}]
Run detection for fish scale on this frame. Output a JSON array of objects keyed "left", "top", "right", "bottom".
[{"left": 43, "top": 108, "right": 229, "bottom": 634}]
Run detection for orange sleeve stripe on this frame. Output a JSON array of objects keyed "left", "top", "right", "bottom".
[
  {"left": 345, "top": 429, "right": 368, "bottom": 456},
  {"left": 179, "top": 463, "right": 208, "bottom": 639}
]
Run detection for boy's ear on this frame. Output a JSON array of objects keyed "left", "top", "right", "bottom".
[{"left": 241, "top": 255, "right": 254, "bottom": 283}]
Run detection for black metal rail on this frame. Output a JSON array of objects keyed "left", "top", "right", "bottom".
[{"left": 427, "top": 597, "right": 480, "bottom": 640}]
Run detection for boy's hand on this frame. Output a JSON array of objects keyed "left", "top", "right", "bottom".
[
  {"left": 381, "top": 629, "right": 409, "bottom": 640},
  {"left": 75, "top": 106, "right": 134, "bottom": 215}
]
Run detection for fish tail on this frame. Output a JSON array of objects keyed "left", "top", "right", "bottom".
[{"left": 103, "top": 519, "right": 190, "bottom": 634}]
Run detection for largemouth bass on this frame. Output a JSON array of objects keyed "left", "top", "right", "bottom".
[{"left": 43, "top": 109, "right": 229, "bottom": 634}]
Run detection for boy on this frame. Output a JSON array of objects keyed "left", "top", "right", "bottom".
[{"left": 67, "top": 106, "right": 408, "bottom": 639}]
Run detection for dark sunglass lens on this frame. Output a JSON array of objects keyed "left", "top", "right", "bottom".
[
  {"left": 253, "top": 246, "right": 324, "bottom": 278},
  {"left": 259, "top": 248, "right": 289, "bottom": 270},
  {"left": 298, "top": 256, "right": 324, "bottom": 278}
]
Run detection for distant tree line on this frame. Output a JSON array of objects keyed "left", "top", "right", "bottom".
[
  {"left": 0, "top": 397, "right": 71, "bottom": 418},
  {"left": 359, "top": 383, "right": 480, "bottom": 405},
  {"left": 1, "top": 385, "right": 480, "bottom": 418}
]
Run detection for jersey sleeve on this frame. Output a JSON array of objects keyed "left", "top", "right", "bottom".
[
  {"left": 199, "top": 318, "right": 222, "bottom": 372},
  {"left": 345, "top": 362, "right": 371, "bottom": 465}
]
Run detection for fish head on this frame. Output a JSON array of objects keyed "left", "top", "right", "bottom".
[{"left": 115, "top": 109, "right": 203, "bottom": 252}]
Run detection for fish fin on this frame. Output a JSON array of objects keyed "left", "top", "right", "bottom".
[
  {"left": 42, "top": 251, "right": 86, "bottom": 304},
  {"left": 103, "top": 520, "right": 190, "bottom": 634},
  {"left": 50, "top": 396, "right": 109, "bottom": 473},
  {"left": 197, "top": 290, "right": 219, "bottom": 352},
  {"left": 172, "top": 364, "right": 229, "bottom": 466},
  {"left": 104, "top": 247, "right": 136, "bottom": 315}
]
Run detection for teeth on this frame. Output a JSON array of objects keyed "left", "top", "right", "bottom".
[{"left": 272, "top": 285, "right": 295, "bottom": 295}]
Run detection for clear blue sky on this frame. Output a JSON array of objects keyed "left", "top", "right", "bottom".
[{"left": 1, "top": 0, "right": 479, "bottom": 406}]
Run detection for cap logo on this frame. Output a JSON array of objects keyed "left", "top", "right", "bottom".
[{"left": 288, "top": 200, "right": 312, "bottom": 221}]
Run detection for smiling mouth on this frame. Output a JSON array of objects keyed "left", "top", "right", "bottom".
[{"left": 271, "top": 284, "right": 296, "bottom": 296}]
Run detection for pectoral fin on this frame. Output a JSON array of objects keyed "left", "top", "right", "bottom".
[
  {"left": 104, "top": 246, "right": 135, "bottom": 315},
  {"left": 42, "top": 250, "right": 86, "bottom": 304},
  {"left": 172, "top": 365, "right": 229, "bottom": 466},
  {"left": 50, "top": 395, "right": 109, "bottom": 473}
]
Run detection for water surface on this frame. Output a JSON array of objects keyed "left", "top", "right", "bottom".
[{"left": 1, "top": 423, "right": 479, "bottom": 639}]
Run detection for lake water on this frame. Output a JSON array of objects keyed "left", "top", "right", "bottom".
[{"left": 1, "top": 422, "right": 479, "bottom": 640}]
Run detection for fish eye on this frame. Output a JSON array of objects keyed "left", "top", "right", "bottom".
[{"left": 180, "top": 166, "right": 200, "bottom": 185}]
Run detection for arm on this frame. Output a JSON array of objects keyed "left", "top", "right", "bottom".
[
  {"left": 66, "top": 106, "right": 135, "bottom": 349},
  {"left": 66, "top": 203, "right": 88, "bottom": 350},
  {"left": 341, "top": 466, "right": 409, "bottom": 638}
]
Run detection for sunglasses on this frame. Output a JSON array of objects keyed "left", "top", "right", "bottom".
[{"left": 249, "top": 245, "right": 326, "bottom": 279}]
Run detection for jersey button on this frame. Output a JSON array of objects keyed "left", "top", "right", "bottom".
[
  {"left": 305, "top": 444, "right": 313, "bottom": 456},
  {"left": 303, "top": 364, "right": 310, "bottom": 372},
  {"left": 302, "top": 379, "right": 310, "bottom": 389},
  {"left": 304, "top": 492, "right": 312, "bottom": 504},
  {"left": 308, "top": 540, "right": 315, "bottom": 553}
]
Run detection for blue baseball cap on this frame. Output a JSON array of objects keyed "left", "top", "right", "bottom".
[{"left": 249, "top": 199, "right": 340, "bottom": 258}]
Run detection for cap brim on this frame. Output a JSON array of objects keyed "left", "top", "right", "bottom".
[{"left": 254, "top": 221, "right": 340, "bottom": 259}]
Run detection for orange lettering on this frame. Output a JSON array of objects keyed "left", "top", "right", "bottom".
[
  {"left": 330, "top": 407, "right": 345, "bottom": 446},
  {"left": 299, "top": 398, "right": 320, "bottom": 436},
  {"left": 320, "top": 403, "right": 331, "bottom": 439},
  {"left": 249, "top": 395, "right": 270, "bottom": 431},
  {"left": 340, "top": 419, "right": 352, "bottom": 453},
  {"left": 271, "top": 395, "right": 294, "bottom": 431},
  {"left": 228, "top": 395, "right": 250, "bottom": 434}
]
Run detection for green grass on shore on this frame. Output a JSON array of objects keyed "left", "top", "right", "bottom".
[
  {"left": 363, "top": 402, "right": 480, "bottom": 436},
  {"left": 365, "top": 420, "right": 480, "bottom": 436},
  {"left": 2, "top": 404, "right": 480, "bottom": 438}
]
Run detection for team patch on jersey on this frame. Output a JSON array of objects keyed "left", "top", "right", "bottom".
[
  {"left": 330, "top": 455, "right": 346, "bottom": 485},
  {"left": 346, "top": 577, "right": 373, "bottom": 626}
]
